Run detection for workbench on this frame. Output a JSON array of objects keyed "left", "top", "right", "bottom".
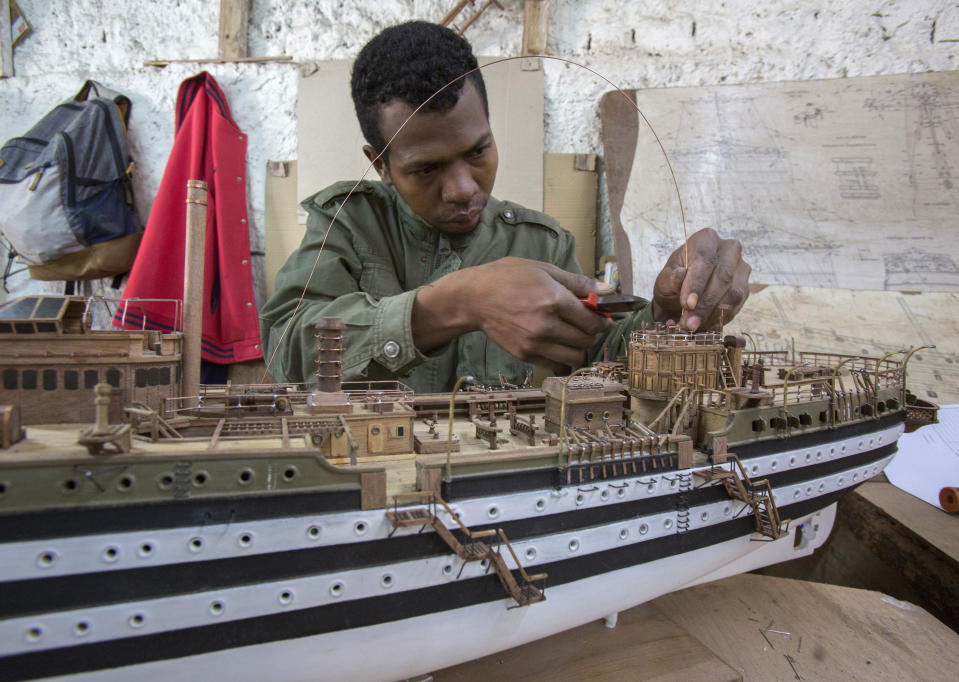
[{"left": 434, "top": 571, "right": 958, "bottom": 681}]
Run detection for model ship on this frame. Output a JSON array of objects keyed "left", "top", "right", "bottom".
[{"left": 0, "top": 291, "right": 938, "bottom": 682}]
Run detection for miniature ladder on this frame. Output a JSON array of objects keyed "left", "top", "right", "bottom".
[
  {"left": 386, "top": 493, "right": 547, "bottom": 607},
  {"left": 720, "top": 348, "right": 739, "bottom": 389},
  {"left": 695, "top": 455, "right": 789, "bottom": 540}
]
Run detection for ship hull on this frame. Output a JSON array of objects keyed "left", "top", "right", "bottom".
[{"left": 0, "top": 419, "right": 901, "bottom": 682}]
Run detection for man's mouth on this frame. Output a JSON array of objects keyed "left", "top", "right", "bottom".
[{"left": 441, "top": 201, "right": 485, "bottom": 227}]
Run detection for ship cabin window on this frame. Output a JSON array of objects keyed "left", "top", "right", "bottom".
[
  {"left": 42, "top": 369, "right": 57, "bottom": 390},
  {"left": 106, "top": 369, "right": 121, "bottom": 388},
  {"left": 395, "top": 426, "right": 404, "bottom": 437},
  {"left": 148, "top": 368, "right": 159, "bottom": 386},
  {"left": 64, "top": 370, "right": 79, "bottom": 390},
  {"left": 84, "top": 370, "right": 98, "bottom": 389},
  {"left": 135, "top": 369, "right": 148, "bottom": 388},
  {"left": 2, "top": 369, "right": 16, "bottom": 390},
  {"left": 160, "top": 367, "right": 171, "bottom": 385},
  {"left": 21, "top": 370, "right": 37, "bottom": 390}
]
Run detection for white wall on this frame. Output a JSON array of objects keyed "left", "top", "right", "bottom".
[{"left": 1, "top": 0, "right": 956, "bottom": 302}]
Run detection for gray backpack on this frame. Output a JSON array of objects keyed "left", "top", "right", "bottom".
[{"left": 0, "top": 80, "right": 142, "bottom": 282}]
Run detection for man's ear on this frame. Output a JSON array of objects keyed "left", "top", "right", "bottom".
[{"left": 362, "top": 145, "right": 392, "bottom": 186}]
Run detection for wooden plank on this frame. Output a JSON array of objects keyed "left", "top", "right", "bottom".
[
  {"left": 544, "top": 153, "right": 598, "bottom": 276},
  {"left": 655, "top": 573, "right": 959, "bottom": 681},
  {"left": 522, "top": 0, "right": 549, "bottom": 56},
  {"left": 1, "top": 0, "right": 13, "bottom": 78},
  {"left": 434, "top": 600, "right": 739, "bottom": 681},
  {"left": 218, "top": 0, "right": 249, "bottom": 60}
]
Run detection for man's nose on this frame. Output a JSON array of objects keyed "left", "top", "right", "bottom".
[{"left": 441, "top": 163, "right": 479, "bottom": 204}]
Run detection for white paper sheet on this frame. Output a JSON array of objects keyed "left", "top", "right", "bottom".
[{"left": 885, "top": 404, "right": 959, "bottom": 510}]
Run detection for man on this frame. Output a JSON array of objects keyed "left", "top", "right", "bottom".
[{"left": 260, "top": 21, "right": 749, "bottom": 393}]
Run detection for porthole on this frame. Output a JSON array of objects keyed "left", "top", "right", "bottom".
[
  {"left": 0, "top": 481, "right": 7, "bottom": 495},
  {"left": 575, "top": 493, "right": 585, "bottom": 505},
  {"left": 237, "top": 533, "right": 253, "bottom": 548},
  {"left": 805, "top": 452, "right": 812, "bottom": 463},
  {"left": 61, "top": 478, "right": 78, "bottom": 493},
  {"left": 568, "top": 539, "right": 580, "bottom": 552},
  {"left": 617, "top": 488, "right": 626, "bottom": 499},
  {"left": 830, "top": 447, "right": 835, "bottom": 456},
  {"left": 818, "top": 482, "right": 825, "bottom": 492},
  {"left": 307, "top": 525, "right": 321, "bottom": 540},
  {"left": 646, "top": 483, "right": 656, "bottom": 494},
  {"left": 841, "top": 445, "right": 847, "bottom": 453},
  {"left": 639, "top": 523, "right": 649, "bottom": 535},
  {"left": 188, "top": 537, "right": 204, "bottom": 553},
  {"left": 192, "top": 471, "right": 209, "bottom": 487},
  {"left": 25, "top": 626, "right": 42, "bottom": 642},
  {"left": 723, "top": 505, "right": 731, "bottom": 516},
  {"left": 806, "top": 486, "right": 813, "bottom": 497},
  {"left": 279, "top": 589, "right": 295, "bottom": 605},
  {"left": 237, "top": 468, "right": 255, "bottom": 486},
  {"left": 525, "top": 547, "right": 537, "bottom": 561},
  {"left": 36, "top": 551, "right": 57, "bottom": 568},
  {"left": 869, "top": 439, "right": 874, "bottom": 447},
  {"left": 117, "top": 474, "right": 135, "bottom": 491},
  {"left": 128, "top": 613, "right": 145, "bottom": 628},
  {"left": 770, "top": 461, "right": 778, "bottom": 470},
  {"left": 838, "top": 477, "right": 845, "bottom": 486},
  {"left": 858, "top": 440, "right": 864, "bottom": 450},
  {"left": 487, "top": 505, "right": 500, "bottom": 519},
  {"left": 600, "top": 489, "right": 609, "bottom": 501},
  {"left": 380, "top": 574, "right": 395, "bottom": 589},
  {"left": 878, "top": 436, "right": 883, "bottom": 444},
  {"left": 664, "top": 518, "right": 674, "bottom": 530},
  {"left": 329, "top": 583, "right": 344, "bottom": 598},
  {"left": 619, "top": 528, "right": 629, "bottom": 540},
  {"left": 283, "top": 465, "right": 298, "bottom": 481},
  {"left": 793, "top": 490, "right": 801, "bottom": 499},
  {"left": 669, "top": 479, "right": 678, "bottom": 489},
  {"left": 102, "top": 546, "right": 119, "bottom": 563},
  {"left": 534, "top": 498, "right": 546, "bottom": 512},
  {"left": 156, "top": 473, "right": 174, "bottom": 490},
  {"left": 700, "top": 511, "right": 709, "bottom": 522},
  {"left": 853, "top": 473, "right": 859, "bottom": 482},
  {"left": 73, "top": 621, "right": 90, "bottom": 637},
  {"left": 209, "top": 600, "right": 225, "bottom": 616},
  {"left": 442, "top": 564, "right": 453, "bottom": 576},
  {"left": 751, "top": 465, "right": 759, "bottom": 475},
  {"left": 789, "top": 456, "right": 797, "bottom": 466},
  {"left": 138, "top": 543, "right": 154, "bottom": 558},
  {"left": 816, "top": 450, "right": 823, "bottom": 460},
  {"left": 354, "top": 521, "right": 368, "bottom": 536}
]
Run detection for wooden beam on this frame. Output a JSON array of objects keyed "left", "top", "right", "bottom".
[
  {"left": 218, "top": 0, "right": 249, "bottom": 60},
  {"left": 522, "top": 0, "right": 549, "bottom": 56},
  {"left": 1, "top": 0, "right": 14, "bottom": 78}
]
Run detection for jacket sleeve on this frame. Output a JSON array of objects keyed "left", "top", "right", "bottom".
[{"left": 258, "top": 190, "right": 430, "bottom": 384}]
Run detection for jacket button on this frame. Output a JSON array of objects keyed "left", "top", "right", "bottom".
[
  {"left": 383, "top": 340, "right": 401, "bottom": 359},
  {"left": 503, "top": 209, "right": 514, "bottom": 220}
]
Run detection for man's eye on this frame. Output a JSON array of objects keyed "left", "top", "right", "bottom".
[
  {"left": 413, "top": 166, "right": 435, "bottom": 177},
  {"left": 469, "top": 145, "right": 488, "bottom": 159}
]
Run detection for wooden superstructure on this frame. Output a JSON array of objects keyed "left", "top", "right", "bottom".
[{"left": 0, "top": 296, "right": 183, "bottom": 424}]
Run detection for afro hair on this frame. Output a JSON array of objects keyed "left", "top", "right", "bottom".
[{"left": 351, "top": 21, "right": 489, "bottom": 156}]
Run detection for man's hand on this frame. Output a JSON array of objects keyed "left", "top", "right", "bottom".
[
  {"left": 413, "top": 257, "right": 613, "bottom": 372},
  {"left": 652, "top": 228, "right": 750, "bottom": 331}
]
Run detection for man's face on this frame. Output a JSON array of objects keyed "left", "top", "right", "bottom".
[{"left": 365, "top": 80, "right": 499, "bottom": 235}]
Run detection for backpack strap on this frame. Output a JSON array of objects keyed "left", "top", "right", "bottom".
[{"left": 75, "top": 80, "right": 132, "bottom": 126}]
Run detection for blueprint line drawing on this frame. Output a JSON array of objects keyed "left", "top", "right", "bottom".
[{"left": 614, "top": 71, "right": 959, "bottom": 296}]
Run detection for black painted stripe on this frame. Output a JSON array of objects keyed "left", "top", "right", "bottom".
[
  {"left": 443, "top": 415, "right": 902, "bottom": 501},
  {"left": 0, "top": 446, "right": 893, "bottom": 619},
  {"left": 0, "top": 490, "right": 848, "bottom": 682},
  {"left": 0, "top": 488, "right": 361, "bottom": 543}
]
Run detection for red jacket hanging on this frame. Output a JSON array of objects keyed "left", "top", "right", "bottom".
[{"left": 114, "top": 72, "right": 262, "bottom": 364}]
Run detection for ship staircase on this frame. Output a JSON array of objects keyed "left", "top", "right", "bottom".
[
  {"left": 648, "top": 386, "right": 699, "bottom": 437},
  {"left": 673, "top": 471, "right": 694, "bottom": 533},
  {"left": 720, "top": 348, "right": 739, "bottom": 389},
  {"left": 124, "top": 402, "right": 183, "bottom": 441},
  {"left": 386, "top": 493, "right": 547, "bottom": 607},
  {"left": 695, "top": 455, "right": 789, "bottom": 540}
]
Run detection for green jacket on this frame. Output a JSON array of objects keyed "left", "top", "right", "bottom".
[{"left": 259, "top": 181, "right": 654, "bottom": 393}]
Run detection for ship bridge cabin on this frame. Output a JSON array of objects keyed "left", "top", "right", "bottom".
[{"left": 0, "top": 296, "right": 183, "bottom": 425}]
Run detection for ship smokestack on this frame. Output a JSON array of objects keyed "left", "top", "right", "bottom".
[{"left": 182, "top": 180, "right": 208, "bottom": 400}]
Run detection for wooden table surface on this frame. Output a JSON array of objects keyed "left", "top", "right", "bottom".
[{"left": 434, "top": 572, "right": 959, "bottom": 681}]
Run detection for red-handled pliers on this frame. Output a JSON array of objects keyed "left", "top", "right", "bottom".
[{"left": 580, "top": 293, "right": 649, "bottom": 317}]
